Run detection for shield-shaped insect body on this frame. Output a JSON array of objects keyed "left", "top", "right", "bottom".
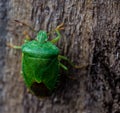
[{"left": 22, "top": 31, "right": 60, "bottom": 97}]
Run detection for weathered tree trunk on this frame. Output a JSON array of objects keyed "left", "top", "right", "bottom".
[{"left": 0, "top": 0, "right": 120, "bottom": 113}]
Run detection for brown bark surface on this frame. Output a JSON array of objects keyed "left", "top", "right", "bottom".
[{"left": 0, "top": 0, "right": 120, "bottom": 113}]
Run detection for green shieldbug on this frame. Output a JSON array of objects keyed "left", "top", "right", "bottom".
[{"left": 8, "top": 23, "right": 69, "bottom": 97}]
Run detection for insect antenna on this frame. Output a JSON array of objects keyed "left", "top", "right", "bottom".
[{"left": 14, "top": 20, "right": 37, "bottom": 33}]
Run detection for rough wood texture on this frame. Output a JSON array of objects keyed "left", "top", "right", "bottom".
[{"left": 0, "top": 0, "right": 120, "bottom": 113}]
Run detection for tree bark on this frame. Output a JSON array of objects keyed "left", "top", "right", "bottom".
[{"left": 0, "top": 0, "right": 119, "bottom": 113}]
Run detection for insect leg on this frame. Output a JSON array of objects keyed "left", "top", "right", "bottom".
[
  {"left": 23, "top": 31, "right": 31, "bottom": 43},
  {"left": 58, "top": 55, "right": 68, "bottom": 61},
  {"left": 50, "top": 23, "right": 64, "bottom": 44},
  {"left": 18, "top": 71, "right": 23, "bottom": 82},
  {"left": 58, "top": 55, "right": 68, "bottom": 70},
  {"left": 20, "top": 71, "right": 23, "bottom": 75},
  {"left": 7, "top": 43, "right": 21, "bottom": 49},
  {"left": 59, "top": 62, "right": 68, "bottom": 70},
  {"left": 58, "top": 55, "right": 88, "bottom": 69},
  {"left": 50, "top": 30, "right": 61, "bottom": 44},
  {"left": 58, "top": 55, "right": 76, "bottom": 67}
]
